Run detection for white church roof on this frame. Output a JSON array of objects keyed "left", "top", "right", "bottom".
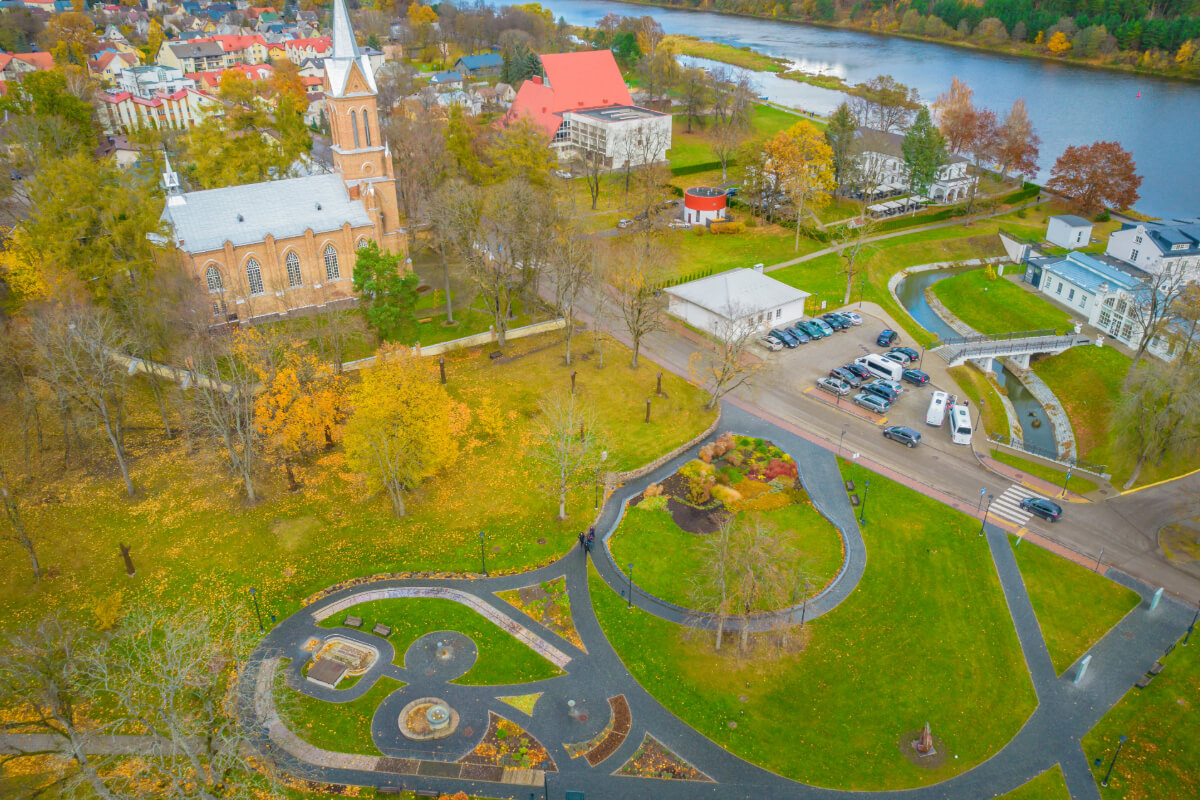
[
  {"left": 162, "top": 173, "right": 372, "bottom": 255},
  {"left": 665, "top": 267, "right": 810, "bottom": 319}
]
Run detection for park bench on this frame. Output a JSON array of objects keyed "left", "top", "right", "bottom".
[
  {"left": 344, "top": 616, "right": 362, "bottom": 628},
  {"left": 1135, "top": 674, "right": 1154, "bottom": 689},
  {"left": 373, "top": 623, "right": 392, "bottom": 637},
  {"left": 1149, "top": 662, "right": 1165, "bottom": 675},
  {"left": 414, "top": 790, "right": 439, "bottom": 798}
]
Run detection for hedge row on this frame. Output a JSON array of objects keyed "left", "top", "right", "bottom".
[{"left": 670, "top": 160, "right": 730, "bottom": 177}]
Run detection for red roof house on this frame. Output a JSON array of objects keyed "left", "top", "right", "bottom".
[{"left": 507, "top": 50, "right": 632, "bottom": 138}]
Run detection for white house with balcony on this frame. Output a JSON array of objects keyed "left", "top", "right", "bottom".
[
  {"left": 1106, "top": 217, "right": 1200, "bottom": 282},
  {"left": 854, "top": 128, "right": 976, "bottom": 204}
]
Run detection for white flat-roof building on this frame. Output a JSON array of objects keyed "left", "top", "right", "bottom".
[
  {"left": 561, "top": 105, "right": 671, "bottom": 169},
  {"left": 664, "top": 267, "right": 810, "bottom": 341},
  {"left": 1046, "top": 214, "right": 1093, "bottom": 249}
]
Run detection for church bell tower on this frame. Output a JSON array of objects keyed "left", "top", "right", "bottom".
[{"left": 323, "top": 0, "right": 402, "bottom": 251}]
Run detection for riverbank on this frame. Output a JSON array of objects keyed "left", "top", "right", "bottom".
[{"left": 602, "top": 0, "right": 1200, "bottom": 85}]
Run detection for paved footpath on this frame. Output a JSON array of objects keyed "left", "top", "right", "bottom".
[{"left": 226, "top": 404, "right": 1196, "bottom": 800}]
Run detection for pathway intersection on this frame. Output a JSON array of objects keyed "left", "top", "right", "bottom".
[{"left": 238, "top": 404, "right": 1192, "bottom": 800}]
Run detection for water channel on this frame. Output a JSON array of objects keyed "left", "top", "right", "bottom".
[
  {"left": 893, "top": 267, "right": 1058, "bottom": 454},
  {"left": 531, "top": 0, "right": 1199, "bottom": 218}
]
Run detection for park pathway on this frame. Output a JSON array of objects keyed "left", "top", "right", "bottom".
[{"left": 233, "top": 404, "right": 1192, "bottom": 800}]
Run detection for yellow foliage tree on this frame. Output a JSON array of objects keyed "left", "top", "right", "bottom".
[
  {"left": 407, "top": 3, "right": 438, "bottom": 25},
  {"left": 486, "top": 117, "right": 555, "bottom": 185},
  {"left": 763, "top": 121, "right": 836, "bottom": 251},
  {"left": 1047, "top": 31, "right": 1072, "bottom": 55},
  {"left": 1176, "top": 40, "right": 1196, "bottom": 66},
  {"left": 254, "top": 344, "right": 349, "bottom": 490},
  {"left": 343, "top": 348, "right": 466, "bottom": 516}
]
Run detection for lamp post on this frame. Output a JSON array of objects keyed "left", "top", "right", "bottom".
[
  {"left": 859, "top": 479, "right": 870, "bottom": 525},
  {"left": 979, "top": 493, "right": 996, "bottom": 536},
  {"left": 1184, "top": 604, "right": 1199, "bottom": 646},
  {"left": 976, "top": 487, "right": 987, "bottom": 514},
  {"left": 1100, "top": 734, "right": 1127, "bottom": 787},
  {"left": 1060, "top": 465, "right": 1073, "bottom": 498},
  {"left": 479, "top": 531, "right": 488, "bottom": 577},
  {"left": 594, "top": 450, "right": 608, "bottom": 510},
  {"left": 627, "top": 563, "right": 634, "bottom": 609},
  {"left": 249, "top": 587, "right": 263, "bottom": 632},
  {"left": 839, "top": 424, "right": 849, "bottom": 457}
]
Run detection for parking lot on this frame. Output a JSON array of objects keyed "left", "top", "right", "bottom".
[{"left": 753, "top": 305, "right": 982, "bottom": 456}]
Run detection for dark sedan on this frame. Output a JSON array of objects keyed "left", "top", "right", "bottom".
[
  {"left": 902, "top": 368, "right": 930, "bottom": 386},
  {"left": 1020, "top": 497, "right": 1063, "bottom": 522},
  {"left": 877, "top": 329, "right": 899, "bottom": 346},
  {"left": 862, "top": 381, "right": 899, "bottom": 403},
  {"left": 786, "top": 324, "right": 812, "bottom": 344},
  {"left": 843, "top": 363, "right": 872, "bottom": 381},
  {"left": 821, "top": 313, "right": 850, "bottom": 331},
  {"left": 830, "top": 366, "right": 863, "bottom": 388},
  {"left": 883, "top": 426, "right": 921, "bottom": 448},
  {"left": 889, "top": 346, "right": 920, "bottom": 363}
]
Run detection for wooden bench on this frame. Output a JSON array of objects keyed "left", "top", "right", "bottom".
[
  {"left": 845, "top": 480, "right": 856, "bottom": 492},
  {"left": 1135, "top": 674, "right": 1154, "bottom": 689},
  {"left": 344, "top": 616, "right": 363, "bottom": 628},
  {"left": 414, "top": 790, "right": 439, "bottom": 798},
  {"left": 1149, "top": 662, "right": 1165, "bottom": 675},
  {"left": 373, "top": 623, "right": 392, "bottom": 637}
]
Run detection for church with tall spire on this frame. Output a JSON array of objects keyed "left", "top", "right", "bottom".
[{"left": 160, "top": 0, "right": 405, "bottom": 326}]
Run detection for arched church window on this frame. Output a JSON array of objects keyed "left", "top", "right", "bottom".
[
  {"left": 205, "top": 264, "right": 223, "bottom": 292},
  {"left": 351, "top": 110, "right": 360, "bottom": 149},
  {"left": 324, "top": 245, "right": 340, "bottom": 280},
  {"left": 285, "top": 251, "right": 302, "bottom": 288},
  {"left": 246, "top": 258, "right": 264, "bottom": 295},
  {"left": 363, "top": 108, "right": 371, "bottom": 146}
]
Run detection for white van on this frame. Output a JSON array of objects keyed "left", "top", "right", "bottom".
[
  {"left": 926, "top": 391, "right": 949, "bottom": 427},
  {"left": 855, "top": 353, "right": 904, "bottom": 382},
  {"left": 949, "top": 403, "right": 973, "bottom": 445}
]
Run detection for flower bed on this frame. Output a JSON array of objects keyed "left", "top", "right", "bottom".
[{"left": 618, "top": 734, "right": 712, "bottom": 781}]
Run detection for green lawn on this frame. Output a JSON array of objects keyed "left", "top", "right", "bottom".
[
  {"left": 664, "top": 224, "right": 825, "bottom": 283},
  {"left": 931, "top": 269, "right": 1073, "bottom": 335},
  {"left": 608, "top": 501, "right": 844, "bottom": 610},
  {"left": 1010, "top": 537, "right": 1140, "bottom": 674},
  {"left": 590, "top": 463, "right": 1036, "bottom": 790},
  {"left": 277, "top": 670, "right": 404, "bottom": 755},
  {"left": 997, "top": 765, "right": 1070, "bottom": 799},
  {"left": 667, "top": 104, "right": 805, "bottom": 172},
  {"left": 318, "top": 598, "right": 563, "bottom": 685},
  {"left": 0, "top": 333, "right": 717, "bottom": 632},
  {"left": 1082, "top": 639, "right": 1200, "bottom": 800},
  {"left": 989, "top": 450, "right": 1102, "bottom": 495},
  {"left": 950, "top": 364, "right": 1011, "bottom": 438},
  {"left": 1031, "top": 345, "right": 1128, "bottom": 479},
  {"left": 663, "top": 34, "right": 788, "bottom": 72}
]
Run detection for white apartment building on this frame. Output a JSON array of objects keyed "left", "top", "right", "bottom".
[
  {"left": 560, "top": 106, "right": 671, "bottom": 169},
  {"left": 854, "top": 128, "right": 976, "bottom": 204},
  {"left": 1106, "top": 217, "right": 1200, "bottom": 282}
]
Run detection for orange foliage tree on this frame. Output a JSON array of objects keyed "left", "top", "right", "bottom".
[{"left": 1047, "top": 140, "right": 1141, "bottom": 213}]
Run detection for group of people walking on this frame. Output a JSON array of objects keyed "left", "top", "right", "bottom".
[{"left": 578, "top": 527, "right": 596, "bottom": 555}]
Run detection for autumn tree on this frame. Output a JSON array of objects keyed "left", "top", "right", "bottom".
[
  {"left": 609, "top": 239, "right": 667, "bottom": 369},
  {"left": 352, "top": 242, "right": 420, "bottom": 342},
  {"left": 708, "top": 66, "right": 754, "bottom": 181},
  {"left": 933, "top": 76, "right": 979, "bottom": 157},
  {"left": 343, "top": 348, "right": 464, "bottom": 517},
  {"left": 0, "top": 69, "right": 96, "bottom": 161},
  {"left": 772, "top": 121, "right": 835, "bottom": 250},
  {"left": 676, "top": 65, "right": 711, "bottom": 133},
  {"left": 849, "top": 74, "right": 919, "bottom": 133},
  {"left": 1047, "top": 141, "right": 1142, "bottom": 213},
  {"left": 444, "top": 103, "right": 485, "bottom": 182},
  {"left": 824, "top": 102, "right": 858, "bottom": 188},
  {"left": 185, "top": 69, "right": 310, "bottom": 189},
  {"left": 486, "top": 116, "right": 555, "bottom": 185},
  {"left": 253, "top": 344, "right": 348, "bottom": 490},
  {"left": 635, "top": 46, "right": 678, "bottom": 105},
  {"left": 1047, "top": 30, "right": 1072, "bottom": 55},
  {"left": 529, "top": 390, "right": 602, "bottom": 520},
  {"left": 902, "top": 107, "right": 948, "bottom": 197},
  {"left": 549, "top": 227, "right": 597, "bottom": 366},
  {"left": 691, "top": 308, "right": 760, "bottom": 410},
  {"left": 29, "top": 303, "right": 136, "bottom": 497},
  {"left": 994, "top": 99, "right": 1040, "bottom": 182},
  {"left": 38, "top": 12, "right": 97, "bottom": 66}
]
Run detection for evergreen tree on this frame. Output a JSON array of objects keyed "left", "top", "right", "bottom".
[
  {"left": 824, "top": 102, "right": 858, "bottom": 188},
  {"left": 351, "top": 242, "right": 420, "bottom": 343},
  {"left": 901, "top": 107, "right": 948, "bottom": 196}
]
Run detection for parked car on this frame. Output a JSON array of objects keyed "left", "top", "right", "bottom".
[
  {"left": 812, "top": 318, "right": 836, "bottom": 337},
  {"left": 882, "top": 352, "right": 908, "bottom": 366},
  {"left": 669, "top": 219, "right": 692, "bottom": 230},
  {"left": 889, "top": 346, "right": 920, "bottom": 364},
  {"left": 1020, "top": 497, "right": 1063, "bottom": 522},
  {"left": 797, "top": 320, "right": 825, "bottom": 339},
  {"left": 554, "top": 169, "right": 573, "bottom": 179},
  {"left": 821, "top": 313, "right": 849, "bottom": 331},
  {"left": 724, "top": 186, "right": 739, "bottom": 197},
  {"left": 840, "top": 311, "right": 863, "bottom": 326},
  {"left": 877, "top": 329, "right": 899, "bottom": 346},
  {"left": 816, "top": 377, "right": 852, "bottom": 397},
  {"left": 868, "top": 378, "right": 904, "bottom": 395},
  {"left": 829, "top": 367, "right": 863, "bottom": 388},
  {"left": 774, "top": 328, "right": 800, "bottom": 348},
  {"left": 883, "top": 425, "right": 922, "bottom": 448},
  {"left": 862, "top": 381, "right": 899, "bottom": 403},
  {"left": 852, "top": 392, "right": 890, "bottom": 414},
  {"left": 758, "top": 336, "right": 783, "bottom": 352},
  {"left": 843, "top": 363, "right": 872, "bottom": 381},
  {"left": 902, "top": 368, "right": 930, "bottom": 386},
  {"left": 766, "top": 330, "right": 791, "bottom": 348},
  {"left": 617, "top": 219, "right": 634, "bottom": 229}
]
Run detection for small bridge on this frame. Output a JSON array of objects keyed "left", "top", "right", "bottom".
[{"left": 932, "top": 329, "right": 1091, "bottom": 369}]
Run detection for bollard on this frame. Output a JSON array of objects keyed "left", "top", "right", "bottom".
[
  {"left": 438, "top": 356, "right": 446, "bottom": 385},
  {"left": 645, "top": 398, "right": 651, "bottom": 423}
]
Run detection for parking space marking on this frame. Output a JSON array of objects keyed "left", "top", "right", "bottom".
[{"left": 802, "top": 387, "right": 888, "bottom": 425}]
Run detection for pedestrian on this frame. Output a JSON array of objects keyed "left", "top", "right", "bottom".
[
  {"left": 578, "top": 531, "right": 586, "bottom": 552},
  {"left": 586, "top": 528, "right": 595, "bottom": 552}
]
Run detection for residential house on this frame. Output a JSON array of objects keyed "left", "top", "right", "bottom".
[
  {"left": 284, "top": 37, "right": 331, "bottom": 64},
  {"left": 95, "top": 134, "right": 140, "bottom": 168},
  {"left": 160, "top": 0, "right": 404, "bottom": 326},
  {"left": 1106, "top": 217, "right": 1200, "bottom": 282},
  {"left": 853, "top": 128, "right": 975, "bottom": 204},
  {"left": 507, "top": 50, "right": 672, "bottom": 168},
  {"left": 1047, "top": 214, "right": 1093, "bottom": 249},
  {"left": 428, "top": 70, "right": 462, "bottom": 90},
  {"left": 186, "top": 62, "right": 273, "bottom": 92},
  {"left": 159, "top": 40, "right": 227, "bottom": 72},
  {"left": 117, "top": 64, "right": 196, "bottom": 98},
  {"left": 0, "top": 52, "right": 54, "bottom": 83},
  {"left": 665, "top": 267, "right": 811, "bottom": 341},
  {"left": 453, "top": 52, "right": 502, "bottom": 78},
  {"left": 96, "top": 87, "right": 218, "bottom": 134},
  {"left": 493, "top": 82, "right": 516, "bottom": 103},
  {"left": 88, "top": 51, "right": 140, "bottom": 85},
  {"left": 435, "top": 89, "right": 480, "bottom": 116}
]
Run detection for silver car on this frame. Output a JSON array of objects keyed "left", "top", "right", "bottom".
[
  {"left": 816, "top": 377, "right": 852, "bottom": 396},
  {"left": 852, "top": 392, "right": 890, "bottom": 414},
  {"left": 758, "top": 336, "right": 783, "bottom": 352}
]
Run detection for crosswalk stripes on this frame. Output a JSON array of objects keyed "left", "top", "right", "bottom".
[{"left": 987, "top": 484, "right": 1039, "bottom": 528}]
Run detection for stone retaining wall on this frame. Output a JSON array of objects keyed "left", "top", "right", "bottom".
[{"left": 341, "top": 318, "right": 567, "bottom": 373}]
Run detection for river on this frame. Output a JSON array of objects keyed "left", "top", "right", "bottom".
[
  {"left": 530, "top": 0, "right": 1199, "bottom": 218},
  {"left": 893, "top": 267, "right": 1058, "bottom": 453}
]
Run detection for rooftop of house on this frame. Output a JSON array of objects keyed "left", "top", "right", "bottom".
[
  {"left": 665, "top": 267, "right": 810, "bottom": 318},
  {"left": 1122, "top": 217, "right": 1200, "bottom": 257},
  {"left": 455, "top": 52, "right": 502, "bottom": 70},
  {"left": 1040, "top": 251, "right": 1144, "bottom": 294},
  {"left": 856, "top": 127, "right": 969, "bottom": 165},
  {"left": 508, "top": 49, "right": 633, "bottom": 137},
  {"left": 570, "top": 104, "right": 665, "bottom": 123},
  {"left": 162, "top": 172, "right": 372, "bottom": 254},
  {"left": 1050, "top": 214, "right": 1092, "bottom": 228},
  {"left": 429, "top": 70, "right": 462, "bottom": 82}
]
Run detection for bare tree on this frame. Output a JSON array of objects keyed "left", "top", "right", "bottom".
[
  {"left": 708, "top": 66, "right": 755, "bottom": 182},
  {"left": 572, "top": 145, "right": 607, "bottom": 211},
  {"left": 845, "top": 129, "right": 894, "bottom": 215},
  {"left": 1117, "top": 359, "right": 1200, "bottom": 489},
  {"left": 837, "top": 220, "right": 878, "bottom": 305},
  {"left": 550, "top": 227, "right": 597, "bottom": 366},
  {"left": 677, "top": 65, "right": 711, "bottom": 133},
  {"left": 690, "top": 309, "right": 760, "bottom": 410},
  {"left": 29, "top": 303, "right": 136, "bottom": 497},
  {"left": 1124, "top": 261, "right": 1191, "bottom": 386},
  {"left": 529, "top": 390, "right": 602, "bottom": 520},
  {"left": 0, "top": 458, "right": 39, "bottom": 579},
  {"left": 849, "top": 74, "right": 920, "bottom": 133},
  {"left": 691, "top": 513, "right": 736, "bottom": 650},
  {"left": 609, "top": 241, "right": 667, "bottom": 369}
]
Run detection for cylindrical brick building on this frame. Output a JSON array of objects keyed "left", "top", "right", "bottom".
[{"left": 683, "top": 187, "right": 728, "bottom": 226}]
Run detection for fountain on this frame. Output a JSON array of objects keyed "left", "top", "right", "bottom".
[
  {"left": 399, "top": 697, "right": 460, "bottom": 740},
  {"left": 426, "top": 703, "right": 451, "bottom": 731}
]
